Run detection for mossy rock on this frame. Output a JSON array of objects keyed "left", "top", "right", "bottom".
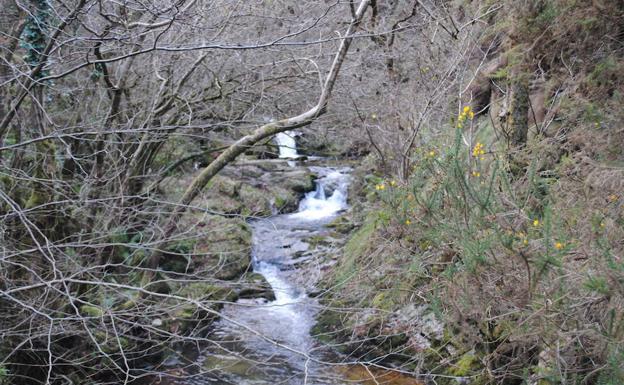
[
  {"left": 178, "top": 281, "right": 238, "bottom": 302},
  {"left": 203, "top": 195, "right": 244, "bottom": 215},
  {"left": 162, "top": 239, "right": 195, "bottom": 273},
  {"left": 169, "top": 281, "right": 238, "bottom": 335},
  {"left": 210, "top": 175, "right": 241, "bottom": 197},
  {"left": 171, "top": 303, "right": 221, "bottom": 335},
  {"left": 195, "top": 216, "right": 252, "bottom": 280},
  {"left": 238, "top": 184, "right": 273, "bottom": 216},
  {"left": 277, "top": 169, "right": 315, "bottom": 193},
  {"left": 327, "top": 215, "right": 356, "bottom": 234},
  {"left": 238, "top": 272, "right": 275, "bottom": 301},
  {"left": 270, "top": 186, "right": 298, "bottom": 213},
  {"left": 312, "top": 305, "right": 351, "bottom": 347}
]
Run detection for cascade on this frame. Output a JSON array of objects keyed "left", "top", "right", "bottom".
[{"left": 275, "top": 132, "right": 298, "bottom": 158}]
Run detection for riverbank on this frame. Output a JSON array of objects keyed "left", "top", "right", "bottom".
[{"left": 311, "top": 124, "right": 624, "bottom": 384}]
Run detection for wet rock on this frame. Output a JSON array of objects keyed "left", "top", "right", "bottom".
[
  {"left": 327, "top": 215, "right": 356, "bottom": 234},
  {"left": 272, "top": 169, "right": 316, "bottom": 193},
  {"left": 238, "top": 272, "right": 275, "bottom": 301}
]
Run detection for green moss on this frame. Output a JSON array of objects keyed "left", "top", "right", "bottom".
[
  {"left": 80, "top": 305, "right": 104, "bottom": 317},
  {"left": 238, "top": 184, "right": 272, "bottom": 216},
  {"left": 24, "top": 190, "right": 45, "bottom": 209},
  {"left": 179, "top": 282, "right": 237, "bottom": 302},
  {"left": 588, "top": 56, "right": 620, "bottom": 88},
  {"left": 371, "top": 292, "right": 389, "bottom": 310},
  {"left": 193, "top": 216, "right": 252, "bottom": 279},
  {"left": 449, "top": 351, "right": 479, "bottom": 376},
  {"left": 327, "top": 215, "right": 356, "bottom": 234},
  {"left": 311, "top": 305, "right": 350, "bottom": 347},
  {"left": 331, "top": 213, "right": 378, "bottom": 288},
  {"left": 212, "top": 176, "right": 240, "bottom": 197},
  {"left": 344, "top": 212, "right": 378, "bottom": 258},
  {"left": 274, "top": 194, "right": 287, "bottom": 209},
  {"left": 489, "top": 66, "right": 509, "bottom": 80}
]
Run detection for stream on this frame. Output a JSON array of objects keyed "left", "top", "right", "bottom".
[
  {"left": 169, "top": 135, "right": 421, "bottom": 385},
  {"left": 194, "top": 165, "right": 353, "bottom": 384}
]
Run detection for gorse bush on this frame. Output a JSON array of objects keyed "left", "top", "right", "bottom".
[{"left": 367, "top": 109, "right": 623, "bottom": 382}]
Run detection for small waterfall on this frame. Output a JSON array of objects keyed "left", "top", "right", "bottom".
[
  {"left": 276, "top": 132, "right": 298, "bottom": 159},
  {"left": 291, "top": 167, "right": 349, "bottom": 220}
]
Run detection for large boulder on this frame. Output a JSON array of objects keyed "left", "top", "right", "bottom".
[{"left": 194, "top": 215, "right": 253, "bottom": 280}]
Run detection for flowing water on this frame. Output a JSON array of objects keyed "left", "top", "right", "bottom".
[
  {"left": 186, "top": 166, "right": 353, "bottom": 385},
  {"left": 275, "top": 132, "right": 299, "bottom": 159},
  {"left": 169, "top": 135, "right": 422, "bottom": 384}
]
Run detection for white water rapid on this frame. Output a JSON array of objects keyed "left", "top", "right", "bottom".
[{"left": 291, "top": 167, "right": 350, "bottom": 220}]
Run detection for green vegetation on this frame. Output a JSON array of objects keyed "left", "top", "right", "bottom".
[
  {"left": 1, "top": 0, "right": 622, "bottom": 383},
  {"left": 313, "top": 1, "right": 624, "bottom": 379}
]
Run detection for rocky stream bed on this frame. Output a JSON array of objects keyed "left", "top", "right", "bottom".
[{"left": 151, "top": 135, "right": 423, "bottom": 385}]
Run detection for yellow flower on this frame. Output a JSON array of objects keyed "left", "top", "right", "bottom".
[
  {"left": 523, "top": 238, "right": 529, "bottom": 246},
  {"left": 405, "top": 219, "right": 411, "bottom": 225},
  {"left": 554, "top": 242, "right": 564, "bottom": 250},
  {"left": 371, "top": 113, "right": 378, "bottom": 119},
  {"left": 428, "top": 150, "right": 436, "bottom": 157},
  {"left": 379, "top": 184, "right": 385, "bottom": 190},
  {"left": 600, "top": 222, "right": 606, "bottom": 229},
  {"left": 463, "top": 106, "right": 471, "bottom": 113},
  {"left": 472, "top": 142, "right": 485, "bottom": 157},
  {"left": 472, "top": 171, "right": 481, "bottom": 177},
  {"left": 469, "top": 111, "right": 475, "bottom": 119},
  {"left": 533, "top": 219, "right": 540, "bottom": 227},
  {"left": 390, "top": 180, "right": 396, "bottom": 187}
]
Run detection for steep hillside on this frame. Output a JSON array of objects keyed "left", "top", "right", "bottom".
[{"left": 312, "top": 1, "right": 624, "bottom": 384}]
